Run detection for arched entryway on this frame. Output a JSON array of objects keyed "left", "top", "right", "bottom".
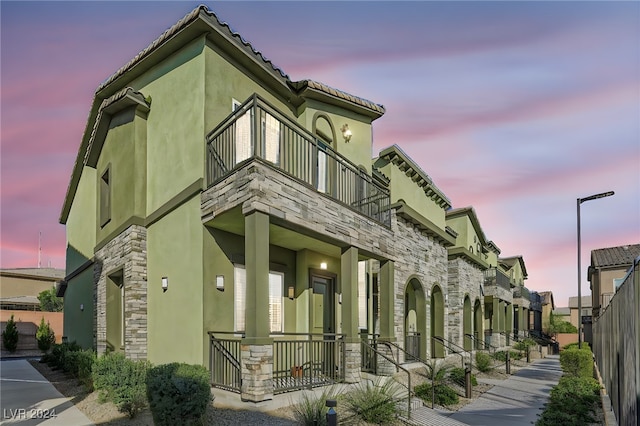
[
  {"left": 463, "top": 295, "right": 472, "bottom": 351},
  {"left": 473, "top": 298, "right": 483, "bottom": 349},
  {"left": 430, "top": 285, "right": 445, "bottom": 358},
  {"left": 404, "top": 277, "right": 426, "bottom": 360}
]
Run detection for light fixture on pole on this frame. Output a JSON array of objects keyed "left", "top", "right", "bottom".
[{"left": 577, "top": 190, "right": 614, "bottom": 349}]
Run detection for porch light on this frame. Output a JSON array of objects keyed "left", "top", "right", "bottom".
[
  {"left": 288, "top": 286, "right": 295, "bottom": 300},
  {"left": 162, "top": 276, "right": 168, "bottom": 292},
  {"left": 340, "top": 124, "right": 352, "bottom": 143},
  {"left": 216, "top": 275, "right": 224, "bottom": 291},
  {"left": 339, "top": 294, "right": 342, "bottom": 304},
  {"left": 320, "top": 262, "right": 328, "bottom": 270},
  {"left": 80, "top": 304, "right": 84, "bottom": 311}
]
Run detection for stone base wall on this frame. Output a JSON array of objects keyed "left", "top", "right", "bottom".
[
  {"left": 94, "top": 225, "right": 147, "bottom": 359},
  {"left": 447, "top": 257, "right": 483, "bottom": 350},
  {"left": 240, "top": 343, "right": 273, "bottom": 402},
  {"left": 344, "top": 342, "right": 362, "bottom": 383}
]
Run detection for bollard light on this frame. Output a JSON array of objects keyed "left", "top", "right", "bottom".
[{"left": 326, "top": 399, "right": 337, "bottom": 426}]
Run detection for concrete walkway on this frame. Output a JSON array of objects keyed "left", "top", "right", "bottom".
[
  {"left": 0, "top": 359, "right": 94, "bottom": 426},
  {"left": 408, "top": 355, "right": 562, "bottom": 425}
]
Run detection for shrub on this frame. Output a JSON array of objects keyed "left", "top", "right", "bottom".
[
  {"left": 563, "top": 342, "right": 590, "bottom": 351},
  {"left": 147, "top": 363, "right": 211, "bottom": 426},
  {"left": 414, "top": 382, "right": 459, "bottom": 406},
  {"left": 560, "top": 348, "right": 593, "bottom": 378},
  {"left": 2, "top": 315, "right": 19, "bottom": 352},
  {"left": 340, "top": 379, "right": 402, "bottom": 425},
  {"left": 292, "top": 386, "right": 337, "bottom": 426},
  {"left": 36, "top": 317, "right": 56, "bottom": 352},
  {"left": 93, "top": 352, "right": 151, "bottom": 418},
  {"left": 68, "top": 349, "right": 96, "bottom": 390},
  {"left": 450, "top": 367, "right": 477, "bottom": 387},
  {"left": 536, "top": 376, "right": 600, "bottom": 425},
  {"left": 475, "top": 351, "right": 492, "bottom": 372}
]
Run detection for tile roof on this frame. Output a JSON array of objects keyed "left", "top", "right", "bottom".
[
  {"left": 0, "top": 268, "right": 65, "bottom": 280},
  {"left": 98, "top": 5, "right": 384, "bottom": 114},
  {"left": 568, "top": 295, "right": 592, "bottom": 308},
  {"left": 591, "top": 244, "right": 640, "bottom": 268}
]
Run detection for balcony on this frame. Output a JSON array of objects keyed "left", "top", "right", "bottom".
[
  {"left": 484, "top": 268, "right": 511, "bottom": 291},
  {"left": 206, "top": 94, "right": 390, "bottom": 226},
  {"left": 513, "top": 286, "right": 531, "bottom": 301}
]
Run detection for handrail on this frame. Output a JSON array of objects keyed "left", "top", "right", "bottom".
[
  {"left": 379, "top": 340, "right": 431, "bottom": 367},
  {"left": 361, "top": 340, "right": 412, "bottom": 421},
  {"left": 432, "top": 336, "right": 470, "bottom": 370},
  {"left": 464, "top": 333, "right": 497, "bottom": 353}
]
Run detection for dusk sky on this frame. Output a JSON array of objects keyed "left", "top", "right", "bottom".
[{"left": 1, "top": 1, "right": 639, "bottom": 307}]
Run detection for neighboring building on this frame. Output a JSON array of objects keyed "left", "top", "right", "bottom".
[
  {"left": 553, "top": 306, "right": 571, "bottom": 323},
  {"left": 502, "top": 256, "right": 530, "bottom": 339},
  {"left": 0, "top": 268, "right": 64, "bottom": 310},
  {"left": 568, "top": 296, "right": 592, "bottom": 329},
  {"left": 538, "top": 291, "right": 555, "bottom": 334},
  {"left": 588, "top": 244, "right": 640, "bottom": 318},
  {"left": 0, "top": 268, "right": 65, "bottom": 350},
  {"left": 59, "top": 5, "right": 528, "bottom": 403}
]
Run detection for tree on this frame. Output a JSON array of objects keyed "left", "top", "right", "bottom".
[
  {"left": 547, "top": 312, "right": 578, "bottom": 336},
  {"left": 2, "top": 314, "right": 19, "bottom": 352},
  {"left": 38, "top": 287, "right": 63, "bottom": 312},
  {"left": 36, "top": 317, "right": 55, "bottom": 352}
]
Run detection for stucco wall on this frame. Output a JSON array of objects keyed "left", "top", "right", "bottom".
[{"left": 1, "top": 311, "right": 63, "bottom": 350}]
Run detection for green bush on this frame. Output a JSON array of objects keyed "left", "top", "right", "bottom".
[
  {"left": 449, "top": 367, "right": 477, "bottom": 387},
  {"left": 292, "top": 386, "right": 337, "bottom": 425},
  {"left": 560, "top": 348, "right": 593, "bottom": 378},
  {"left": 536, "top": 376, "right": 600, "bottom": 425},
  {"left": 92, "top": 352, "right": 151, "bottom": 418},
  {"left": 475, "top": 351, "right": 492, "bottom": 372},
  {"left": 36, "top": 318, "right": 56, "bottom": 352},
  {"left": 414, "top": 382, "right": 459, "bottom": 406},
  {"left": 563, "top": 342, "right": 590, "bottom": 351},
  {"left": 42, "top": 341, "right": 82, "bottom": 370},
  {"left": 67, "top": 349, "right": 96, "bottom": 390},
  {"left": 340, "top": 379, "right": 402, "bottom": 425},
  {"left": 146, "top": 363, "right": 211, "bottom": 426},
  {"left": 2, "top": 315, "right": 19, "bottom": 352}
]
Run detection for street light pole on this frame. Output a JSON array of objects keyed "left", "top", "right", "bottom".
[{"left": 577, "top": 191, "right": 614, "bottom": 349}]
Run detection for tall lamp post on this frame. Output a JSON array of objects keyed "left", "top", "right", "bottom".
[{"left": 577, "top": 191, "right": 614, "bottom": 349}]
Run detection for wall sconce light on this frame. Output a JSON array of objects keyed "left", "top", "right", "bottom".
[
  {"left": 162, "top": 276, "right": 168, "bottom": 292},
  {"left": 80, "top": 304, "right": 84, "bottom": 312},
  {"left": 288, "top": 286, "right": 295, "bottom": 300},
  {"left": 320, "top": 262, "right": 328, "bottom": 270},
  {"left": 338, "top": 294, "right": 342, "bottom": 304},
  {"left": 216, "top": 275, "right": 224, "bottom": 291},
  {"left": 340, "top": 124, "right": 352, "bottom": 143}
]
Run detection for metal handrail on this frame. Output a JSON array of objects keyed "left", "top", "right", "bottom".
[
  {"left": 464, "top": 333, "right": 497, "bottom": 353},
  {"left": 361, "top": 340, "right": 412, "bottom": 421},
  {"left": 431, "top": 336, "right": 470, "bottom": 370}
]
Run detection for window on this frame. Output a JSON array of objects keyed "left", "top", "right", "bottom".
[
  {"left": 100, "top": 167, "right": 111, "bottom": 227},
  {"left": 262, "top": 113, "right": 280, "bottom": 165},
  {"left": 234, "top": 265, "right": 284, "bottom": 333}
]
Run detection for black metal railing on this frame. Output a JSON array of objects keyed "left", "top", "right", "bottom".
[
  {"left": 484, "top": 268, "right": 511, "bottom": 291},
  {"left": 272, "top": 333, "right": 345, "bottom": 394},
  {"left": 361, "top": 335, "right": 379, "bottom": 374},
  {"left": 208, "top": 332, "right": 242, "bottom": 393},
  {"left": 431, "top": 336, "right": 470, "bottom": 370},
  {"left": 206, "top": 94, "right": 391, "bottom": 226},
  {"left": 465, "top": 333, "right": 497, "bottom": 353}
]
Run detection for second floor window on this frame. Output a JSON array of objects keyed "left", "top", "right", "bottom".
[{"left": 100, "top": 167, "right": 111, "bottom": 227}]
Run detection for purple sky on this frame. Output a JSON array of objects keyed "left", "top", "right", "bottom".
[{"left": 2, "top": 1, "right": 639, "bottom": 307}]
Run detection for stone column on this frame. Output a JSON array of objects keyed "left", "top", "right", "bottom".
[
  {"left": 379, "top": 260, "right": 396, "bottom": 341},
  {"left": 241, "top": 211, "right": 273, "bottom": 402},
  {"left": 341, "top": 247, "right": 361, "bottom": 383}
]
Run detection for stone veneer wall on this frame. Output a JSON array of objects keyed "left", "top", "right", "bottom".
[
  {"left": 447, "top": 257, "right": 483, "bottom": 349},
  {"left": 240, "top": 344, "right": 273, "bottom": 402},
  {"left": 94, "top": 225, "right": 147, "bottom": 359},
  {"left": 392, "top": 216, "right": 449, "bottom": 360}
]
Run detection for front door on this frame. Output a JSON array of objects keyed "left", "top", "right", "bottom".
[{"left": 312, "top": 275, "right": 335, "bottom": 335}]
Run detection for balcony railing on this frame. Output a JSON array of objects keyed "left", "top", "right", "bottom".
[
  {"left": 513, "top": 286, "right": 531, "bottom": 300},
  {"left": 206, "top": 94, "right": 391, "bottom": 226},
  {"left": 484, "top": 268, "right": 511, "bottom": 291}
]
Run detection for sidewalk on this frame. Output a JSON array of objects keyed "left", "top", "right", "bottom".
[
  {"left": 408, "top": 355, "right": 562, "bottom": 425},
  {"left": 0, "top": 359, "right": 94, "bottom": 426}
]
